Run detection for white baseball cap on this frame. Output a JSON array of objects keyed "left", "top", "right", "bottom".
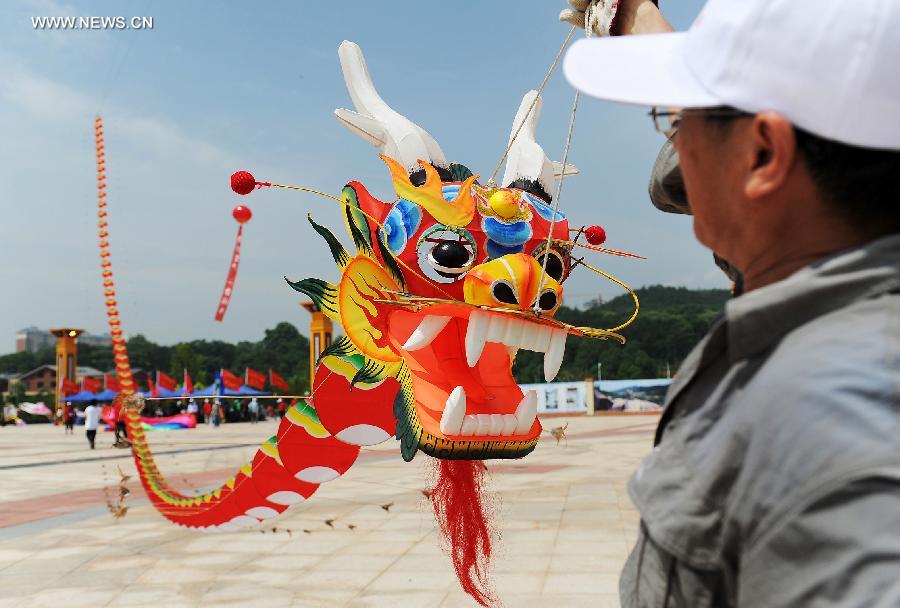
[{"left": 563, "top": 0, "right": 900, "bottom": 151}]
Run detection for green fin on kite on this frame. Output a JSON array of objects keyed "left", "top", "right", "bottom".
[
  {"left": 341, "top": 185, "right": 374, "bottom": 257},
  {"left": 307, "top": 214, "right": 350, "bottom": 269},
  {"left": 448, "top": 162, "right": 475, "bottom": 183},
  {"left": 285, "top": 277, "right": 339, "bottom": 320},
  {"left": 350, "top": 358, "right": 388, "bottom": 388},
  {"left": 393, "top": 369, "right": 419, "bottom": 462}
]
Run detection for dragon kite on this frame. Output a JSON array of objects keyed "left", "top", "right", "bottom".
[{"left": 103, "top": 41, "right": 639, "bottom": 606}]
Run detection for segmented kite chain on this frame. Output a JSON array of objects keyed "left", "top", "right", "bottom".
[{"left": 94, "top": 116, "right": 137, "bottom": 396}]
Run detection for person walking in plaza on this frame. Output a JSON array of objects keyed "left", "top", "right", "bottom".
[
  {"left": 2, "top": 402, "right": 16, "bottom": 426},
  {"left": 63, "top": 402, "right": 76, "bottom": 435},
  {"left": 248, "top": 397, "right": 259, "bottom": 423},
  {"left": 113, "top": 399, "right": 130, "bottom": 447},
  {"left": 83, "top": 400, "right": 101, "bottom": 450},
  {"left": 186, "top": 398, "right": 199, "bottom": 422},
  {"left": 562, "top": 0, "right": 900, "bottom": 605},
  {"left": 211, "top": 398, "right": 222, "bottom": 427}
]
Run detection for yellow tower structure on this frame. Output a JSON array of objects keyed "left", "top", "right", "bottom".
[
  {"left": 49, "top": 328, "right": 85, "bottom": 419},
  {"left": 301, "top": 301, "right": 333, "bottom": 386}
]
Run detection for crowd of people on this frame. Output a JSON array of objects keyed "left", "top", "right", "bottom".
[{"left": 52, "top": 395, "right": 293, "bottom": 450}]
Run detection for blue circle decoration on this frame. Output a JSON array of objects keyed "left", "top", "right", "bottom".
[
  {"left": 522, "top": 192, "right": 565, "bottom": 221},
  {"left": 482, "top": 216, "right": 532, "bottom": 247},
  {"left": 441, "top": 184, "right": 461, "bottom": 201},
  {"left": 384, "top": 199, "right": 422, "bottom": 253},
  {"left": 486, "top": 239, "right": 524, "bottom": 259}
]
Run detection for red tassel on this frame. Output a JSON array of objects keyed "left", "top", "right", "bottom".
[
  {"left": 428, "top": 459, "right": 497, "bottom": 607},
  {"left": 214, "top": 224, "right": 244, "bottom": 321}
]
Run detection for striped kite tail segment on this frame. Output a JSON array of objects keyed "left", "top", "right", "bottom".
[{"left": 130, "top": 399, "right": 362, "bottom": 532}]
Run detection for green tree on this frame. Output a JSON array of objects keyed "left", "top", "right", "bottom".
[
  {"left": 187, "top": 340, "right": 237, "bottom": 379},
  {"left": 125, "top": 335, "right": 171, "bottom": 374},
  {"left": 169, "top": 343, "right": 204, "bottom": 382},
  {"left": 77, "top": 343, "right": 114, "bottom": 371},
  {"left": 232, "top": 322, "right": 310, "bottom": 389},
  {"left": 0, "top": 351, "right": 37, "bottom": 374},
  {"left": 11, "top": 382, "right": 26, "bottom": 404}
]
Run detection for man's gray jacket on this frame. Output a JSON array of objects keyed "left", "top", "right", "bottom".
[{"left": 620, "top": 234, "right": 900, "bottom": 607}]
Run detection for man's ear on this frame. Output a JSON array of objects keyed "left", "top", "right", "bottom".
[{"left": 745, "top": 112, "right": 797, "bottom": 200}]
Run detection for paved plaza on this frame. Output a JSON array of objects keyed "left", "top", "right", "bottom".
[{"left": 0, "top": 414, "right": 658, "bottom": 607}]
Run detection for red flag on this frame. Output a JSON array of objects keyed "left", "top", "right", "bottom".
[
  {"left": 183, "top": 369, "right": 194, "bottom": 395},
  {"left": 147, "top": 377, "right": 160, "bottom": 397},
  {"left": 269, "top": 369, "right": 290, "bottom": 392},
  {"left": 60, "top": 378, "right": 79, "bottom": 395},
  {"left": 105, "top": 374, "right": 120, "bottom": 392},
  {"left": 82, "top": 376, "right": 102, "bottom": 393},
  {"left": 221, "top": 369, "right": 243, "bottom": 392},
  {"left": 245, "top": 367, "right": 266, "bottom": 390},
  {"left": 156, "top": 371, "right": 177, "bottom": 391}
]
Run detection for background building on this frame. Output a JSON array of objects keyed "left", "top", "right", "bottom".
[
  {"left": 15, "top": 327, "right": 54, "bottom": 353},
  {"left": 15, "top": 327, "right": 111, "bottom": 353},
  {"left": 15, "top": 365, "right": 105, "bottom": 393},
  {"left": 79, "top": 333, "right": 113, "bottom": 348}
]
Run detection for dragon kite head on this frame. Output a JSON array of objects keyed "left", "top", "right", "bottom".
[
  {"left": 125, "top": 40, "right": 641, "bottom": 607},
  {"left": 286, "top": 42, "right": 628, "bottom": 463}
]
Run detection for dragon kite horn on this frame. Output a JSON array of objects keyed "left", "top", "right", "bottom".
[
  {"left": 501, "top": 90, "right": 580, "bottom": 204},
  {"left": 334, "top": 40, "right": 447, "bottom": 172}
]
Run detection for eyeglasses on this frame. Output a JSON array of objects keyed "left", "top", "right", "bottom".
[{"left": 649, "top": 107, "right": 751, "bottom": 138}]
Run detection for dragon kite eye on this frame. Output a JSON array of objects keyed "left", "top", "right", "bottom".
[
  {"left": 491, "top": 280, "right": 518, "bottom": 305},
  {"left": 431, "top": 241, "right": 470, "bottom": 270},
  {"left": 536, "top": 289, "right": 558, "bottom": 312},
  {"left": 536, "top": 252, "right": 565, "bottom": 282},
  {"left": 428, "top": 240, "right": 474, "bottom": 279},
  {"left": 417, "top": 226, "right": 477, "bottom": 283}
]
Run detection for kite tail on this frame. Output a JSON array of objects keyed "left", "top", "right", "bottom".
[
  {"left": 93, "top": 117, "right": 363, "bottom": 530},
  {"left": 128, "top": 397, "right": 361, "bottom": 530},
  {"left": 428, "top": 459, "right": 498, "bottom": 607}
]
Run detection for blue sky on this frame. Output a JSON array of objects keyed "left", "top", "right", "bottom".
[{"left": 2, "top": 0, "right": 719, "bottom": 349}]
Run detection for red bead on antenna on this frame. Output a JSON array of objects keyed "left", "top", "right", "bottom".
[
  {"left": 232, "top": 205, "right": 253, "bottom": 224},
  {"left": 585, "top": 225, "right": 607, "bottom": 245},
  {"left": 231, "top": 170, "right": 257, "bottom": 195}
]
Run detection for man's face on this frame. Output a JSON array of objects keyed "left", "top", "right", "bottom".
[{"left": 673, "top": 114, "right": 746, "bottom": 265}]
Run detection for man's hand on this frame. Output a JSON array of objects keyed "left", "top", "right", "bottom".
[
  {"left": 559, "top": 0, "right": 670, "bottom": 37},
  {"left": 559, "top": 0, "right": 618, "bottom": 37}
]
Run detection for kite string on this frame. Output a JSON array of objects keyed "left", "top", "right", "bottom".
[
  {"left": 534, "top": 3, "right": 602, "bottom": 309},
  {"left": 487, "top": 25, "right": 577, "bottom": 185},
  {"left": 534, "top": 89, "right": 580, "bottom": 311}
]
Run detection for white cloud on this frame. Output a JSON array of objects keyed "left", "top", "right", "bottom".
[
  {"left": 0, "top": 52, "right": 234, "bottom": 169},
  {"left": 18, "top": 0, "right": 79, "bottom": 15}
]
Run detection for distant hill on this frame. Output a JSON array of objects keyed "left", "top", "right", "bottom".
[{"left": 513, "top": 285, "right": 731, "bottom": 383}]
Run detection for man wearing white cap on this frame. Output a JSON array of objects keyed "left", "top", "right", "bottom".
[{"left": 562, "top": 0, "right": 900, "bottom": 605}]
